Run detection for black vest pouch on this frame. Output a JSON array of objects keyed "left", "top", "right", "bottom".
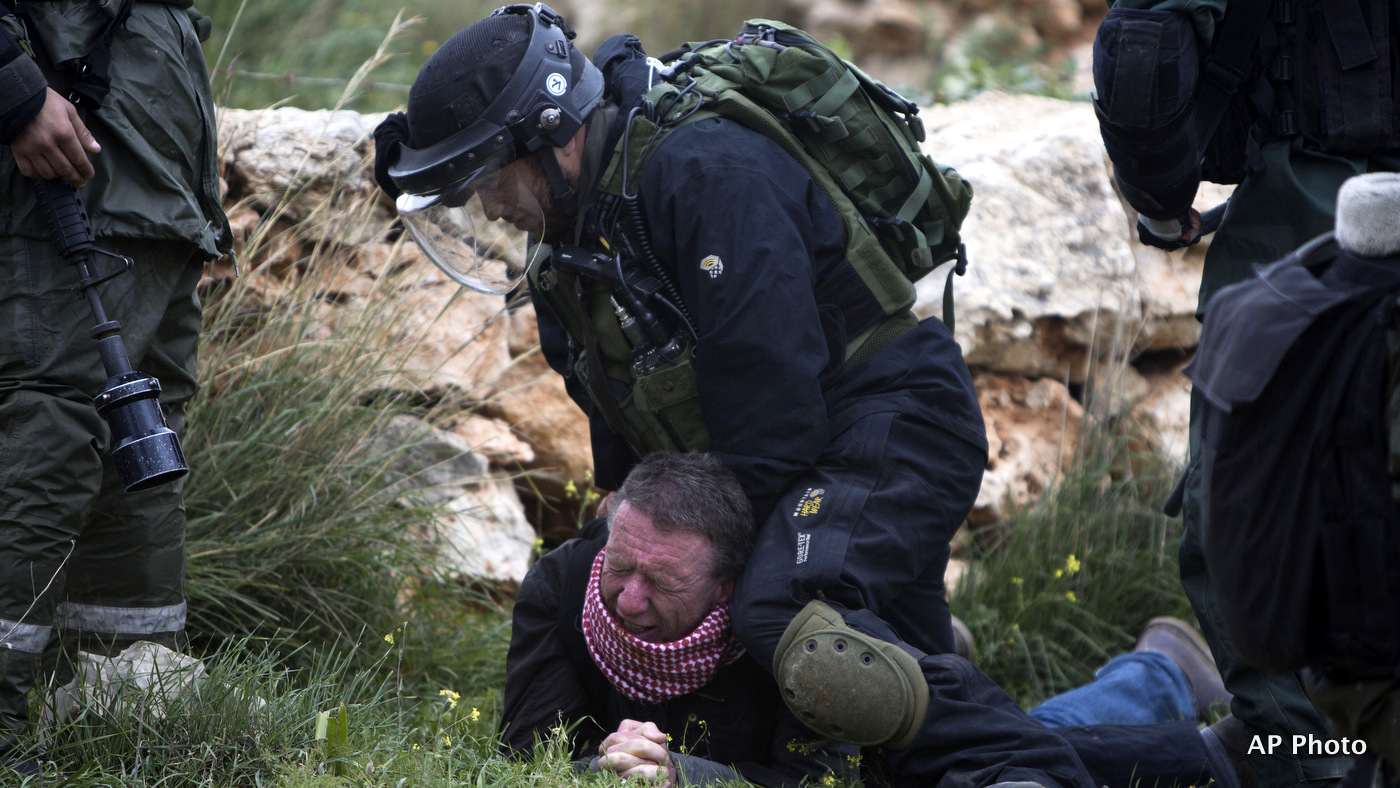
[
  {"left": 1296, "top": 0, "right": 1398, "bottom": 153},
  {"left": 556, "top": 276, "right": 712, "bottom": 456},
  {"left": 631, "top": 351, "right": 709, "bottom": 451}
]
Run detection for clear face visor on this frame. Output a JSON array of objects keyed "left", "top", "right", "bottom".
[{"left": 395, "top": 160, "right": 547, "bottom": 295}]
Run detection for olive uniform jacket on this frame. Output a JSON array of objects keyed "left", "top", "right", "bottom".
[{"left": 1, "top": 0, "right": 229, "bottom": 258}]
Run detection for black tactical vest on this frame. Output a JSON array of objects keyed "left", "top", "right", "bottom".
[{"left": 1204, "top": 0, "right": 1400, "bottom": 183}]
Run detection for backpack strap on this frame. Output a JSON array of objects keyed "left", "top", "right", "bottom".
[
  {"left": 596, "top": 92, "right": 925, "bottom": 377},
  {"left": 3, "top": 0, "right": 137, "bottom": 112},
  {"left": 1194, "top": 0, "right": 1276, "bottom": 147},
  {"left": 66, "top": 0, "right": 135, "bottom": 112}
]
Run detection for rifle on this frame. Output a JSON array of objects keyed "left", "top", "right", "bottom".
[{"left": 29, "top": 178, "right": 188, "bottom": 492}]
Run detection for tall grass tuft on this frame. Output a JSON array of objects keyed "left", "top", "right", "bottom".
[
  {"left": 951, "top": 398, "right": 1193, "bottom": 709},
  {"left": 179, "top": 177, "right": 447, "bottom": 659}
]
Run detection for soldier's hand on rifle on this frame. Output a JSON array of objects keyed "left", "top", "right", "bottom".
[{"left": 12, "top": 87, "right": 100, "bottom": 188}]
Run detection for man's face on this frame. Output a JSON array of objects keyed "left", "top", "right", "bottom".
[
  {"left": 474, "top": 148, "right": 576, "bottom": 240},
  {"left": 599, "top": 501, "right": 734, "bottom": 644}
]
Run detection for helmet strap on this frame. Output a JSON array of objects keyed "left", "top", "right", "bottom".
[{"left": 535, "top": 147, "right": 579, "bottom": 223}]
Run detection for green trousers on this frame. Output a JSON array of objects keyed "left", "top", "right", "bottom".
[
  {"left": 1184, "top": 139, "right": 1400, "bottom": 788},
  {"left": 0, "top": 234, "right": 202, "bottom": 753}
]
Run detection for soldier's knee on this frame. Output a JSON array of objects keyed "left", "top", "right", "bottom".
[{"left": 772, "top": 600, "right": 929, "bottom": 748}]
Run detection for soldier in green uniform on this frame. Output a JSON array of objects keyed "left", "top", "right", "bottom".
[{"left": 0, "top": 0, "right": 229, "bottom": 773}]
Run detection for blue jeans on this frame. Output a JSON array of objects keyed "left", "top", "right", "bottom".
[{"left": 1029, "top": 651, "right": 1195, "bottom": 727}]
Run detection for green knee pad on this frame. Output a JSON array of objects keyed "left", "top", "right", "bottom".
[{"left": 773, "top": 600, "right": 929, "bottom": 749}]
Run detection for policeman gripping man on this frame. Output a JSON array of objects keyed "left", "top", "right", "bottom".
[{"left": 372, "top": 5, "right": 1098, "bottom": 787}]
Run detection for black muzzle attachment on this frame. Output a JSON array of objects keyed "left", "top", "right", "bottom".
[{"left": 29, "top": 178, "right": 188, "bottom": 492}]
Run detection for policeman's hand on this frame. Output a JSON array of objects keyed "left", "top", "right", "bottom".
[
  {"left": 373, "top": 111, "right": 409, "bottom": 200},
  {"left": 598, "top": 719, "right": 676, "bottom": 787},
  {"left": 11, "top": 88, "right": 100, "bottom": 188},
  {"left": 1136, "top": 208, "right": 1203, "bottom": 251}
]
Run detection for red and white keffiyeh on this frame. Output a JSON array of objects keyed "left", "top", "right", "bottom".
[{"left": 581, "top": 548, "right": 745, "bottom": 704}]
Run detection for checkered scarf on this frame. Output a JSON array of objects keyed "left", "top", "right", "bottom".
[{"left": 581, "top": 548, "right": 745, "bottom": 704}]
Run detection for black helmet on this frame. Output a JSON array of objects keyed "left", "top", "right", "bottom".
[{"left": 388, "top": 3, "right": 605, "bottom": 199}]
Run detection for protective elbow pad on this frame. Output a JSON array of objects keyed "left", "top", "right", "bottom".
[
  {"left": 773, "top": 600, "right": 929, "bottom": 749},
  {"left": 1093, "top": 7, "right": 1202, "bottom": 220}
]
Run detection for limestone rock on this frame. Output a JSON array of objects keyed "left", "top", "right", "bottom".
[
  {"left": 368, "top": 415, "right": 537, "bottom": 582},
  {"left": 916, "top": 94, "right": 1224, "bottom": 382},
  {"left": 1032, "top": 0, "right": 1084, "bottom": 39},
  {"left": 451, "top": 414, "right": 537, "bottom": 467},
  {"left": 370, "top": 414, "right": 491, "bottom": 505},
  {"left": 508, "top": 301, "right": 543, "bottom": 357},
  {"left": 218, "top": 107, "right": 393, "bottom": 246},
  {"left": 973, "top": 372, "right": 1084, "bottom": 526},
  {"left": 370, "top": 275, "right": 515, "bottom": 399},
  {"left": 435, "top": 473, "right": 538, "bottom": 583},
  {"left": 486, "top": 352, "right": 595, "bottom": 485},
  {"left": 806, "top": 0, "right": 927, "bottom": 57},
  {"left": 1135, "top": 363, "right": 1192, "bottom": 461},
  {"left": 945, "top": 557, "right": 974, "bottom": 595}
]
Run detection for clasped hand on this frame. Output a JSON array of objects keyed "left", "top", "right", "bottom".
[{"left": 597, "top": 719, "right": 678, "bottom": 787}]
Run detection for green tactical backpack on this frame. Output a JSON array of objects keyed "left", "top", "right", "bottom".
[{"left": 602, "top": 19, "right": 974, "bottom": 323}]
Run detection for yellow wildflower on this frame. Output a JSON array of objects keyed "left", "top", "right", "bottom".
[
  {"left": 383, "top": 632, "right": 394, "bottom": 644},
  {"left": 1065, "top": 591, "right": 1077, "bottom": 603},
  {"left": 1011, "top": 577, "right": 1023, "bottom": 585},
  {"left": 1065, "top": 554, "right": 1081, "bottom": 575},
  {"left": 1053, "top": 569, "right": 1063, "bottom": 579},
  {"left": 442, "top": 735, "right": 452, "bottom": 747},
  {"left": 439, "top": 689, "right": 460, "bottom": 710},
  {"left": 565, "top": 480, "right": 578, "bottom": 497},
  {"left": 471, "top": 707, "right": 481, "bottom": 722}
]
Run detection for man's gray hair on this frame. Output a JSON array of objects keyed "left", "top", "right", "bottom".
[{"left": 613, "top": 452, "right": 754, "bottom": 580}]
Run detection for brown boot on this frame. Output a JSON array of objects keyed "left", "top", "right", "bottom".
[{"left": 1136, "top": 616, "right": 1232, "bottom": 722}]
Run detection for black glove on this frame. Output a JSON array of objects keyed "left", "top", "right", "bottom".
[
  {"left": 1136, "top": 208, "right": 1204, "bottom": 251},
  {"left": 373, "top": 112, "right": 410, "bottom": 201}
]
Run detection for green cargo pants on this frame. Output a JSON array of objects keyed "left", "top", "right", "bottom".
[
  {"left": 1185, "top": 139, "right": 1400, "bottom": 788},
  {"left": 0, "top": 234, "right": 201, "bottom": 753}
]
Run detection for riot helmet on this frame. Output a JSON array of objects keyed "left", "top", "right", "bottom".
[{"left": 388, "top": 3, "right": 604, "bottom": 294}]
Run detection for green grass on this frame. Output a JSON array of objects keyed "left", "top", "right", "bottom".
[
  {"left": 950, "top": 413, "right": 1194, "bottom": 708},
  {"left": 21, "top": 633, "right": 570, "bottom": 787}
]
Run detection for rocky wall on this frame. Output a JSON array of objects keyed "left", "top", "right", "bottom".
[{"left": 214, "top": 94, "right": 1217, "bottom": 584}]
